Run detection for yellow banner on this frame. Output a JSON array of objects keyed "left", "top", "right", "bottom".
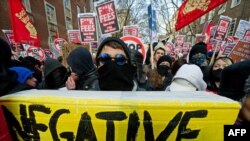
[{"left": 0, "top": 90, "right": 240, "bottom": 141}]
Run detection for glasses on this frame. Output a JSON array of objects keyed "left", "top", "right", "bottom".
[{"left": 97, "top": 53, "right": 127, "bottom": 65}]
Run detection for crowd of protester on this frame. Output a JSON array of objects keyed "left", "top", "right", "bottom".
[{"left": 0, "top": 36, "right": 250, "bottom": 125}]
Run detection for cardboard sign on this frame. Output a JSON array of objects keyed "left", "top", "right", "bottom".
[
  {"left": 165, "top": 42, "right": 174, "bottom": 55},
  {"left": 26, "top": 46, "right": 45, "bottom": 61},
  {"left": 195, "top": 34, "right": 206, "bottom": 43},
  {"left": 183, "top": 42, "right": 191, "bottom": 54},
  {"left": 213, "top": 16, "right": 232, "bottom": 41},
  {"left": 2, "top": 29, "right": 24, "bottom": 52},
  {"left": 0, "top": 90, "right": 240, "bottom": 141},
  {"left": 229, "top": 40, "right": 250, "bottom": 62},
  {"left": 243, "top": 30, "right": 250, "bottom": 42},
  {"left": 175, "top": 35, "right": 185, "bottom": 46},
  {"left": 54, "top": 38, "right": 68, "bottom": 51},
  {"left": 121, "top": 36, "right": 145, "bottom": 61},
  {"left": 234, "top": 20, "right": 250, "bottom": 39},
  {"left": 67, "top": 30, "right": 82, "bottom": 43},
  {"left": 44, "top": 49, "right": 54, "bottom": 59},
  {"left": 222, "top": 42, "right": 237, "bottom": 56},
  {"left": 225, "top": 36, "right": 235, "bottom": 43},
  {"left": 78, "top": 13, "right": 98, "bottom": 42},
  {"left": 95, "top": 0, "right": 120, "bottom": 34},
  {"left": 123, "top": 25, "right": 139, "bottom": 37}
]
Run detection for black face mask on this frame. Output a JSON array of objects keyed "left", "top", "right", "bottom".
[
  {"left": 211, "top": 69, "right": 223, "bottom": 82},
  {"left": 46, "top": 69, "right": 67, "bottom": 89},
  {"left": 157, "top": 65, "right": 170, "bottom": 76},
  {"left": 98, "top": 61, "right": 135, "bottom": 91}
]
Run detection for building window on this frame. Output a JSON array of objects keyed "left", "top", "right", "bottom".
[
  {"left": 64, "top": 0, "right": 72, "bottom": 30},
  {"left": 231, "top": 0, "right": 241, "bottom": 8},
  {"left": 45, "top": 2, "right": 57, "bottom": 25},
  {"left": 22, "top": 0, "right": 31, "bottom": 13},
  {"left": 208, "top": 9, "right": 215, "bottom": 20},
  {"left": 218, "top": 3, "right": 227, "bottom": 15},
  {"left": 77, "top": 6, "right": 81, "bottom": 14},
  {"left": 228, "top": 18, "right": 237, "bottom": 36},
  {"left": 200, "top": 15, "right": 206, "bottom": 24},
  {"left": 45, "top": 2, "right": 58, "bottom": 47}
]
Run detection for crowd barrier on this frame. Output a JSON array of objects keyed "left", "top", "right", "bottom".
[{"left": 0, "top": 90, "right": 240, "bottom": 141}]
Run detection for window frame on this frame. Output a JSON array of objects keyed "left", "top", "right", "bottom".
[
  {"left": 218, "top": 2, "right": 227, "bottom": 15},
  {"left": 22, "top": 0, "right": 32, "bottom": 13},
  {"left": 63, "top": 0, "right": 72, "bottom": 30},
  {"left": 231, "top": 0, "right": 241, "bottom": 8},
  {"left": 45, "top": 2, "right": 58, "bottom": 25},
  {"left": 208, "top": 9, "right": 215, "bottom": 20},
  {"left": 200, "top": 14, "right": 206, "bottom": 24}
]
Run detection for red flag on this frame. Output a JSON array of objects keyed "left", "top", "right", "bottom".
[
  {"left": 175, "top": 0, "right": 228, "bottom": 31},
  {"left": 9, "top": 0, "right": 40, "bottom": 47}
]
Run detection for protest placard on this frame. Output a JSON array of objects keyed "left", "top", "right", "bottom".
[{"left": 78, "top": 13, "right": 98, "bottom": 42}]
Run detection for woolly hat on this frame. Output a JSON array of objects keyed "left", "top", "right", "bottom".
[
  {"left": 188, "top": 42, "right": 207, "bottom": 63},
  {"left": 154, "top": 42, "right": 166, "bottom": 54},
  {"left": 0, "top": 38, "right": 12, "bottom": 66},
  {"left": 9, "top": 67, "right": 34, "bottom": 84},
  {"left": 95, "top": 37, "right": 131, "bottom": 65},
  {"left": 157, "top": 55, "right": 172, "bottom": 67},
  {"left": 44, "top": 58, "right": 66, "bottom": 78},
  {"left": 67, "top": 47, "right": 95, "bottom": 76},
  {"left": 172, "top": 64, "right": 207, "bottom": 90},
  {"left": 129, "top": 49, "right": 143, "bottom": 66},
  {"left": 219, "top": 60, "right": 250, "bottom": 101}
]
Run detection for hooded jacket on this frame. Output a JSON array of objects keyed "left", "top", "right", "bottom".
[
  {"left": 0, "top": 38, "right": 21, "bottom": 95},
  {"left": 67, "top": 47, "right": 99, "bottom": 90},
  {"left": 37, "top": 58, "right": 67, "bottom": 89}
]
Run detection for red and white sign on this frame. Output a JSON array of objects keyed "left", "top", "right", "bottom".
[
  {"left": 175, "top": 35, "right": 185, "bottom": 46},
  {"left": 222, "top": 42, "right": 236, "bottom": 56},
  {"left": 243, "top": 30, "right": 250, "bottom": 42},
  {"left": 95, "top": 0, "right": 120, "bottom": 34},
  {"left": 165, "top": 42, "right": 174, "bottom": 51},
  {"left": 2, "top": 29, "right": 24, "bottom": 52},
  {"left": 195, "top": 34, "right": 206, "bottom": 43},
  {"left": 53, "top": 38, "right": 68, "bottom": 51},
  {"left": 123, "top": 26, "right": 139, "bottom": 37},
  {"left": 78, "top": 13, "right": 98, "bottom": 42},
  {"left": 26, "top": 46, "right": 45, "bottom": 61},
  {"left": 225, "top": 36, "right": 235, "bottom": 43},
  {"left": 121, "top": 36, "right": 145, "bottom": 61},
  {"left": 67, "top": 30, "right": 81, "bottom": 43},
  {"left": 213, "top": 16, "right": 232, "bottom": 41},
  {"left": 44, "top": 49, "right": 54, "bottom": 59}
]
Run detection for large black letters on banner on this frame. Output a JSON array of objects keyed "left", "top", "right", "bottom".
[
  {"left": 96, "top": 111, "right": 127, "bottom": 141},
  {"left": 1, "top": 104, "right": 208, "bottom": 140}
]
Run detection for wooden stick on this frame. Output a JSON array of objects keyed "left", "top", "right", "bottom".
[{"left": 209, "top": 41, "right": 220, "bottom": 66}]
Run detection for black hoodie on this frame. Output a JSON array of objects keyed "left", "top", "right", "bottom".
[
  {"left": 37, "top": 58, "right": 67, "bottom": 89},
  {"left": 0, "top": 38, "right": 23, "bottom": 95},
  {"left": 67, "top": 47, "right": 99, "bottom": 90}
]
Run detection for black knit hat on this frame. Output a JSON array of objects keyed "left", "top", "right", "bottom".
[
  {"left": 219, "top": 60, "right": 250, "bottom": 101},
  {"left": 0, "top": 38, "right": 12, "bottom": 66},
  {"left": 157, "top": 55, "right": 172, "bottom": 68},
  {"left": 95, "top": 37, "right": 131, "bottom": 65},
  {"left": 188, "top": 42, "right": 207, "bottom": 62},
  {"left": 67, "top": 47, "right": 95, "bottom": 76}
]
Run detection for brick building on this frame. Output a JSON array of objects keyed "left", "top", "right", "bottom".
[
  {"left": 0, "top": 0, "right": 92, "bottom": 48},
  {"left": 179, "top": 0, "right": 250, "bottom": 43}
]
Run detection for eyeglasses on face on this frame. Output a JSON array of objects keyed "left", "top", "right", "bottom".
[{"left": 97, "top": 53, "right": 127, "bottom": 65}]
